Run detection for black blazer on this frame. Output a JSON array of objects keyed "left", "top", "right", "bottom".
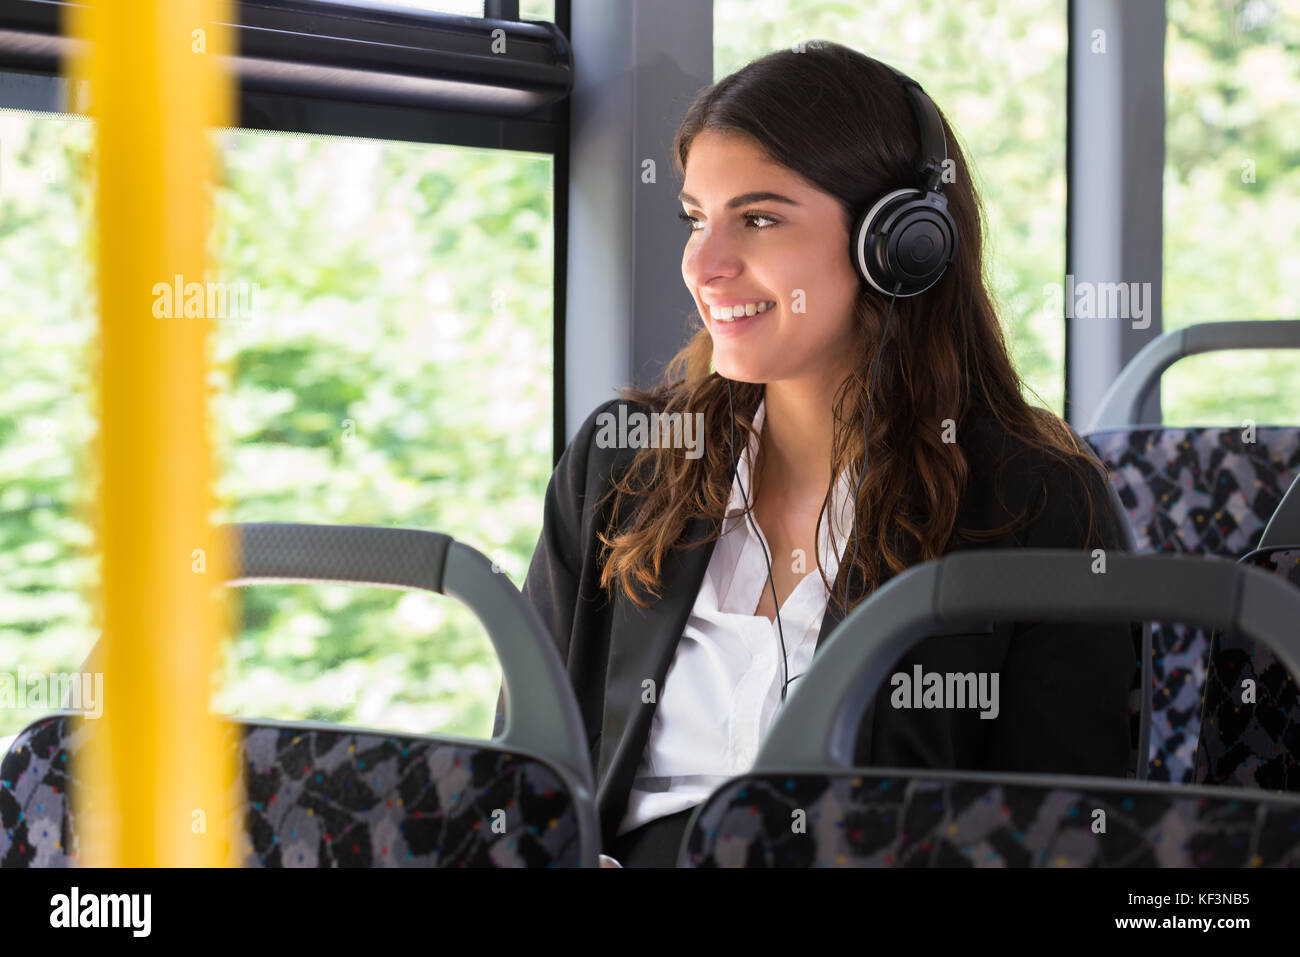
[{"left": 494, "top": 397, "right": 1135, "bottom": 851}]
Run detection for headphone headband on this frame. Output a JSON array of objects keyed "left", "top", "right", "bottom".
[
  {"left": 879, "top": 62, "right": 948, "bottom": 194},
  {"left": 849, "top": 54, "right": 959, "bottom": 298}
]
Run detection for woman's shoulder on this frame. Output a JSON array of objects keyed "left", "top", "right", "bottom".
[
  {"left": 958, "top": 403, "right": 1080, "bottom": 464},
  {"left": 956, "top": 405, "right": 1119, "bottom": 550},
  {"left": 554, "top": 396, "right": 662, "bottom": 508},
  {"left": 571, "top": 395, "right": 664, "bottom": 435},
  {"left": 569, "top": 396, "right": 660, "bottom": 468}
]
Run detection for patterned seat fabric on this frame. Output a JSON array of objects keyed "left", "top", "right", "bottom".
[
  {"left": 681, "top": 773, "right": 1300, "bottom": 867},
  {"left": 0, "top": 714, "right": 582, "bottom": 867},
  {"left": 1196, "top": 548, "right": 1300, "bottom": 791},
  {"left": 1086, "top": 427, "right": 1300, "bottom": 782}
]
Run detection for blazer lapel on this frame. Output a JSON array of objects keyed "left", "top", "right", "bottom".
[
  {"left": 815, "top": 523, "right": 866, "bottom": 654},
  {"left": 595, "top": 513, "right": 719, "bottom": 847},
  {"left": 814, "top": 592, "right": 847, "bottom": 653},
  {"left": 813, "top": 552, "right": 875, "bottom": 763}
]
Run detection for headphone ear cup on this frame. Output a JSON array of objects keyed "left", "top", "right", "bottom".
[{"left": 852, "top": 188, "right": 958, "bottom": 297}]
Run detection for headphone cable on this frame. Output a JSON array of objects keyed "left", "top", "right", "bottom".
[
  {"left": 724, "top": 282, "right": 901, "bottom": 710},
  {"left": 726, "top": 379, "right": 793, "bottom": 704}
]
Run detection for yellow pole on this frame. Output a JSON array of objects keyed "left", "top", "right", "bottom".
[{"left": 69, "top": 0, "right": 238, "bottom": 866}]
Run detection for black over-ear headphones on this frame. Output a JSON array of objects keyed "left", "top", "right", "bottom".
[{"left": 849, "top": 62, "right": 958, "bottom": 297}]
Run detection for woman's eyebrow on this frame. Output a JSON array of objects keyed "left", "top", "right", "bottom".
[{"left": 676, "top": 190, "right": 801, "bottom": 209}]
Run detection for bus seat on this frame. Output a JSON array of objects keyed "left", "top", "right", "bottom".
[
  {"left": 1098, "top": 475, "right": 1152, "bottom": 782},
  {"left": 0, "top": 522, "right": 600, "bottom": 867},
  {"left": 1196, "top": 473, "right": 1300, "bottom": 791},
  {"left": 1, "top": 713, "right": 588, "bottom": 867},
  {"left": 679, "top": 770, "right": 1300, "bottom": 867},
  {"left": 1084, "top": 319, "right": 1300, "bottom": 783},
  {"left": 677, "top": 549, "right": 1300, "bottom": 866}
]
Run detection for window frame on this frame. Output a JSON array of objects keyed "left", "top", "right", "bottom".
[{"left": 0, "top": 0, "right": 571, "bottom": 460}]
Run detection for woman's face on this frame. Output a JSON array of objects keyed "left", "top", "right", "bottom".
[{"left": 680, "top": 130, "right": 862, "bottom": 386}]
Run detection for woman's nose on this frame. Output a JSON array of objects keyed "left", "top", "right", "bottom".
[{"left": 683, "top": 229, "right": 741, "bottom": 285}]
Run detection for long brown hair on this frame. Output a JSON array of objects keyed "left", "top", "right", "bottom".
[{"left": 596, "top": 41, "right": 1104, "bottom": 613}]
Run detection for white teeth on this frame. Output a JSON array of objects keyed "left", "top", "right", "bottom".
[{"left": 711, "top": 300, "right": 776, "bottom": 321}]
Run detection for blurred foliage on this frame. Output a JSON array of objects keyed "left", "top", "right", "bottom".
[
  {"left": 1161, "top": 0, "right": 1300, "bottom": 424},
  {"left": 0, "top": 115, "right": 553, "bottom": 739},
  {"left": 1, "top": 0, "right": 1296, "bottom": 742}
]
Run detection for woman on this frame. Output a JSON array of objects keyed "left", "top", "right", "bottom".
[{"left": 495, "top": 42, "right": 1135, "bottom": 867}]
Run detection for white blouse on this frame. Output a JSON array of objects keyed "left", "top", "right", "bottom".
[{"left": 616, "top": 397, "right": 857, "bottom": 837}]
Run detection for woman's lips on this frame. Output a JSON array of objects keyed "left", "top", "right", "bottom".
[{"left": 710, "top": 305, "right": 773, "bottom": 335}]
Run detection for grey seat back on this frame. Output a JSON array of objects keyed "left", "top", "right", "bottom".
[
  {"left": 678, "top": 550, "right": 1300, "bottom": 866},
  {"left": 1084, "top": 319, "right": 1300, "bottom": 782},
  {"left": 0, "top": 523, "right": 600, "bottom": 867},
  {"left": 1196, "top": 473, "right": 1300, "bottom": 790}
]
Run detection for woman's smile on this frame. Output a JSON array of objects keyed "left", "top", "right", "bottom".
[{"left": 709, "top": 299, "right": 777, "bottom": 335}]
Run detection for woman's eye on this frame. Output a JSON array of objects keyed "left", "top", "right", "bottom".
[{"left": 677, "top": 211, "right": 777, "bottom": 233}]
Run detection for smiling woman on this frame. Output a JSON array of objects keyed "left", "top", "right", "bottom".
[
  {"left": 512, "top": 40, "right": 1137, "bottom": 867},
  {"left": 601, "top": 41, "right": 1108, "bottom": 614}
]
